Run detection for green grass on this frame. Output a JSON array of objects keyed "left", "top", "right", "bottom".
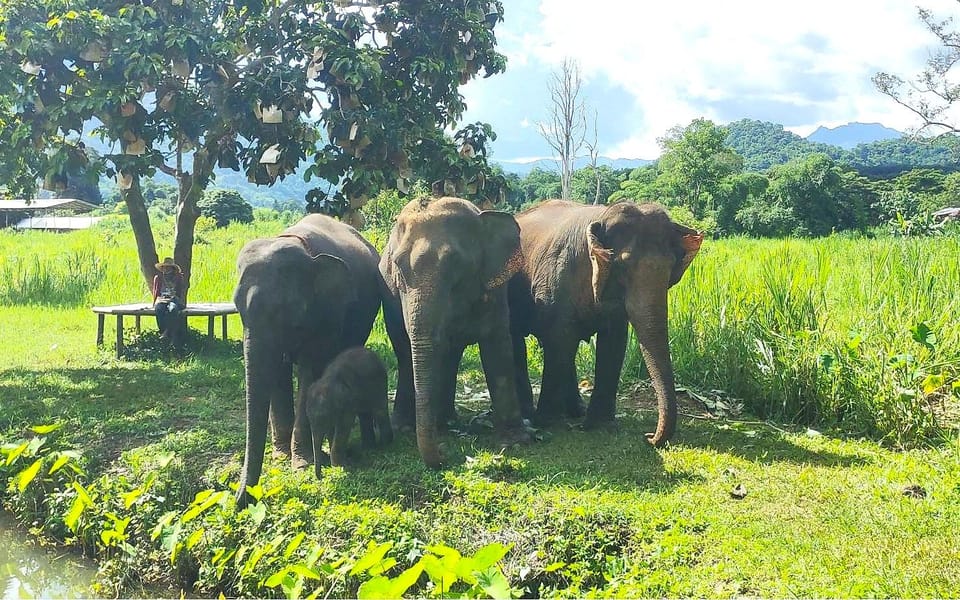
[{"left": 1, "top": 218, "right": 959, "bottom": 598}]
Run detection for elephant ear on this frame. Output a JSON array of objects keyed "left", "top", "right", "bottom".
[
  {"left": 587, "top": 221, "right": 614, "bottom": 303},
  {"left": 312, "top": 253, "right": 356, "bottom": 305},
  {"left": 478, "top": 210, "right": 523, "bottom": 290},
  {"left": 669, "top": 225, "right": 704, "bottom": 287}
]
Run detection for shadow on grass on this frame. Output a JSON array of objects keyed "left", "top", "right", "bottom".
[{"left": 0, "top": 343, "right": 245, "bottom": 469}]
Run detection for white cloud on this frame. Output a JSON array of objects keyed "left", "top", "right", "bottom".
[{"left": 513, "top": 0, "right": 960, "bottom": 157}]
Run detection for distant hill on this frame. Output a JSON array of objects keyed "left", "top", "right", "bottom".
[
  {"left": 493, "top": 156, "right": 650, "bottom": 176},
  {"left": 806, "top": 122, "right": 903, "bottom": 149},
  {"left": 725, "top": 119, "right": 957, "bottom": 177}
]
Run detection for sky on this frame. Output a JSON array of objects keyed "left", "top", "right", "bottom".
[{"left": 459, "top": 0, "right": 960, "bottom": 162}]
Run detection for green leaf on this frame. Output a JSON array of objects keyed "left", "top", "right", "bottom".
[
  {"left": 4, "top": 441, "right": 29, "bottom": 466},
  {"left": 185, "top": 527, "right": 205, "bottom": 550},
  {"left": 357, "top": 576, "right": 393, "bottom": 600},
  {"left": 388, "top": 562, "right": 424, "bottom": 598},
  {"left": 64, "top": 494, "right": 86, "bottom": 533},
  {"left": 264, "top": 567, "right": 290, "bottom": 589},
  {"left": 350, "top": 541, "right": 394, "bottom": 576},
  {"left": 47, "top": 453, "right": 72, "bottom": 475},
  {"left": 182, "top": 490, "right": 227, "bottom": 522},
  {"left": 30, "top": 423, "right": 62, "bottom": 434},
  {"left": 543, "top": 561, "right": 566, "bottom": 573},
  {"left": 471, "top": 543, "right": 512, "bottom": 571},
  {"left": 421, "top": 554, "right": 458, "bottom": 593},
  {"left": 17, "top": 458, "right": 44, "bottom": 492},
  {"left": 477, "top": 567, "right": 513, "bottom": 600},
  {"left": 284, "top": 532, "right": 306, "bottom": 559},
  {"left": 910, "top": 321, "right": 937, "bottom": 350},
  {"left": 921, "top": 373, "right": 946, "bottom": 395},
  {"left": 288, "top": 564, "right": 322, "bottom": 580}
]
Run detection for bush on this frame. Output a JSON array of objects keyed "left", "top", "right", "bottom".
[{"left": 198, "top": 189, "right": 254, "bottom": 228}]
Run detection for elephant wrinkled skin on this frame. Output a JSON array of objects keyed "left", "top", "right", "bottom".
[
  {"left": 305, "top": 346, "right": 392, "bottom": 479},
  {"left": 507, "top": 200, "right": 703, "bottom": 445},
  {"left": 233, "top": 214, "right": 384, "bottom": 507},
  {"left": 381, "top": 196, "right": 529, "bottom": 468}
]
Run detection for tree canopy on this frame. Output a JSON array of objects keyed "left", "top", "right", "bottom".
[{"left": 0, "top": 0, "right": 509, "bottom": 304}]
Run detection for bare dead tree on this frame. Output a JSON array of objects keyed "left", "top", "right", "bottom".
[
  {"left": 538, "top": 58, "right": 586, "bottom": 199},
  {"left": 584, "top": 108, "right": 602, "bottom": 204},
  {"left": 873, "top": 5, "right": 960, "bottom": 139}
]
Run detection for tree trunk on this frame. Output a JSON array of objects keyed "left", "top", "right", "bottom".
[{"left": 123, "top": 177, "right": 160, "bottom": 287}]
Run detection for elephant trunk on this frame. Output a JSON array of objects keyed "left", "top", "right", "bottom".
[
  {"left": 236, "top": 330, "right": 277, "bottom": 508},
  {"left": 409, "top": 327, "right": 443, "bottom": 468},
  {"left": 627, "top": 288, "right": 678, "bottom": 447}
]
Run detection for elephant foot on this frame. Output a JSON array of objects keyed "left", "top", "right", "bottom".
[
  {"left": 565, "top": 398, "right": 586, "bottom": 419},
  {"left": 271, "top": 442, "right": 292, "bottom": 459},
  {"left": 291, "top": 449, "right": 318, "bottom": 471},
  {"left": 582, "top": 417, "right": 619, "bottom": 433},
  {"left": 391, "top": 411, "right": 416, "bottom": 433},
  {"left": 495, "top": 424, "right": 532, "bottom": 448}
]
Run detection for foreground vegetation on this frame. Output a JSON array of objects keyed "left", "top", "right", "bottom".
[{"left": 1, "top": 216, "right": 959, "bottom": 597}]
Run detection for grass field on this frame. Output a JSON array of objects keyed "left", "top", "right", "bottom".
[{"left": 1, "top": 215, "right": 959, "bottom": 598}]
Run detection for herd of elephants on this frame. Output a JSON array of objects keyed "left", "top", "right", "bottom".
[{"left": 231, "top": 196, "right": 703, "bottom": 507}]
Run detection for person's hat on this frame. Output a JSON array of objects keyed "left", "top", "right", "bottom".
[{"left": 155, "top": 257, "right": 181, "bottom": 273}]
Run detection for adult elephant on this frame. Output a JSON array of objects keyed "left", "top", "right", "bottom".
[
  {"left": 381, "top": 196, "right": 529, "bottom": 468},
  {"left": 507, "top": 200, "right": 703, "bottom": 445},
  {"left": 233, "top": 214, "right": 383, "bottom": 507}
]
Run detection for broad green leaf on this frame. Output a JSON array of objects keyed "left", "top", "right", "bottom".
[
  {"left": 357, "top": 576, "right": 393, "bottom": 600},
  {"left": 389, "top": 561, "right": 424, "bottom": 598},
  {"left": 284, "top": 532, "right": 306, "bottom": 559},
  {"left": 543, "top": 561, "right": 566, "bottom": 573},
  {"left": 350, "top": 541, "right": 394, "bottom": 576},
  {"left": 30, "top": 423, "right": 61, "bottom": 434},
  {"left": 185, "top": 527, "right": 205, "bottom": 550},
  {"left": 264, "top": 567, "right": 290, "bottom": 588},
  {"left": 421, "top": 554, "right": 458, "bottom": 593},
  {"left": 922, "top": 373, "right": 946, "bottom": 395},
  {"left": 288, "top": 564, "right": 322, "bottom": 580},
  {"left": 17, "top": 458, "right": 44, "bottom": 492},
  {"left": 477, "top": 567, "right": 513, "bottom": 600},
  {"left": 182, "top": 490, "right": 227, "bottom": 522},
  {"left": 64, "top": 494, "right": 86, "bottom": 533},
  {"left": 368, "top": 557, "right": 396, "bottom": 577},
  {"left": 4, "top": 441, "right": 29, "bottom": 466},
  {"left": 471, "top": 543, "right": 512, "bottom": 571}
]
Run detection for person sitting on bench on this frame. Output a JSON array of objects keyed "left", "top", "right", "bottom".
[{"left": 152, "top": 257, "right": 186, "bottom": 339}]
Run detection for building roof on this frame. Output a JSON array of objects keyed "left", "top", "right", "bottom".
[
  {"left": 14, "top": 216, "right": 103, "bottom": 230},
  {"left": 0, "top": 198, "right": 98, "bottom": 212}
]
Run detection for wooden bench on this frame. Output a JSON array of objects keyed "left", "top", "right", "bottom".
[{"left": 92, "top": 302, "right": 238, "bottom": 358}]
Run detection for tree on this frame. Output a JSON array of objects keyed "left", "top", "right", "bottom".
[
  {"left": 609, "top": 164, "right": 663, "bottom": 204},
  {"left": 570, "top": 165, "right": 622, "bottom": 204},
  {"left": 517, "top": 167, "right": 561, "bottom": 206},
  {"left": 657, "top": 119, "right": 743, "bottom": 217},
  {"left": 199, "top": 188, "right": 253, "bottom": 228},
  {"left": 0, "top": 0, "right": 508, "bottom": 326},
  {"left": 874, "top": 5, "right": 960, "bottom": 137},
  {"left": 538, "top": 58, "right": 586, "bottom": 200}
]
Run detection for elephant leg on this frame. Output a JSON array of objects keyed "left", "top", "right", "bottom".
[
  {"left": 479, "top": 326, "right": 529, "bottom": 446},
  {"left": 376, "top": 409, "right": 394, "bottom": 445},
  {"left": 384, "top": 296, "right": 416, "bottom": 430},
  {"left": 311, "top": 421, "right": 328, "bottom": 480},
  {"left": 511, "top": 329, "right": 535, "bottom": 420},
  {"left": 292, "top": 361, "right": 321, "bottom": 470},
  {"left": 329, "top": 415, "right": 353, "bottom": 467},
  {"left": 269, "top": 358, "right": 294, "bottom": 456},
  {"left": 358, "top": 413, "right": 376, "bottom": 448},
  {"left": 537, "top": 336, "right": 581, "bottom": 422},
  {"left": 584, "top": 318, "right": 628, "bottom": 429}
]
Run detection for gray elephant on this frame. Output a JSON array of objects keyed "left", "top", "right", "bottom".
[
  {"left": 507, "top": 200, "right": 702, "bottom": 445},
  {"left": 233, "top": 214, "right": 384, "bottom": 507},
  {"left": 380, "top": 196, "right": 529, "bottom": 468},
  {"left": 305, "top": 346, "right": 392, "bottom": 479}
]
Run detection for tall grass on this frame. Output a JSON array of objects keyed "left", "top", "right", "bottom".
[
  {"left": 2, "top": 217, "right": 957, "bottom": 444},
  {"left": 659, "top": 235, "right": 960, "bottom": 446}
]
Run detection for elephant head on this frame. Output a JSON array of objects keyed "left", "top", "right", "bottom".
[
  {"left": 585, "top": 202, "right": 702, "bottom": 446},
  {"left": 386, "top": 197, "right": 522, "bottom": 467}
]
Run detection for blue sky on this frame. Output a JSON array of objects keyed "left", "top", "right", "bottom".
[{"left": 459, "top": 0, "right": 959, "bottom": 162}]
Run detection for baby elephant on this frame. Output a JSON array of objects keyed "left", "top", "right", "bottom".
[{"left": 305, "top": 346, "right": 393, "bottom": 478}]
